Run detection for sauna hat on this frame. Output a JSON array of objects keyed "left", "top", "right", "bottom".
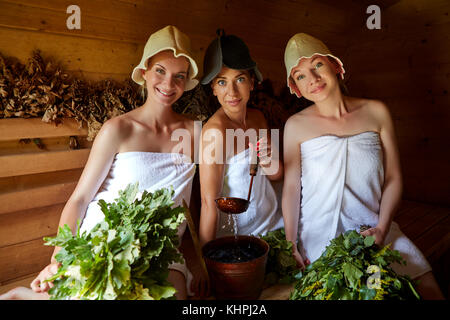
[
  {"left": 131, "top": 25, "right": 199, "bottom": 91},
  {"left": 201, "top": 29, "right": 263, "bottom": 85},
  {"left": 284, "top": 33, "right": 345, "bottom": 98}
]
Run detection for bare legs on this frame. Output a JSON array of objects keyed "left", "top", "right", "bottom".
[
  {"left": 415, "top": 271, "right": 446, "bottom": 300},
  {"left": 0, "top": 270, "right": 187, "bottom": 300},
  {"left": 0, "top": 287, "right": 49, "bottom": 300},
  {"left": 1, "top": 270, "right": 441, "bottom": 300},
  {"left": 168, "top": 269, "right": 188, "bottom": 300}
]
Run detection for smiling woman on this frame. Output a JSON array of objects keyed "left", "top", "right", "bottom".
[
  {"left": 281, "top": 33, "right": 445, "bottom": 299},
  {"left": 290, "top": 56, "right": 339, "bottom": 98},
  {"left": 142, "top": 51, "right": 189, "bottom": 107},
  {"left": 198, "top": 30, "right": 284, "bottom": 249},
  {"left": 211, "top": 68, "right": 253, "bottom": 109},
  {"left": 0, "top": 25, "right": 204, "bottom": 301},
  {"left": 131, "top": 25, "right": 199, "bottom": 102}
]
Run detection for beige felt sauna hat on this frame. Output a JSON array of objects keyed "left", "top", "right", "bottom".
[
  {"left": 131, "top": 25, "right": 199, "bottom": 91},
  {"left": 284, "top": 33, "right": 345, "bottom": 98}
]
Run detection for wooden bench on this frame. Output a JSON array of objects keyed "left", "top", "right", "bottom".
[
  {"left": 393, "top": 199, "right": 450, "bottom": 298},
  {"left": 0, "top": 118, "right": 448, "bottom": 299}
]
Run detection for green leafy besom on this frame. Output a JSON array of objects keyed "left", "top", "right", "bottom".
[
  {"left": 260, "top": 228, "right": 298, "bottom": 286},
  {"left": 290, "top": 229, "right": 421, "bottom": 300},
  {"left": 44, "top": 183, "right": 185, "bottom": 300}
]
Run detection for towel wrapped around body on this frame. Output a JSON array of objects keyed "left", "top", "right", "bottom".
[
  {"left": 80, "top": 152, "right": 196, "bottom": 295},
  {"left": 299, "top": 131, "right": 431, "bottom": 279},
  {"left": 216, "top": 148, "right": 284, "bottom": 238}
]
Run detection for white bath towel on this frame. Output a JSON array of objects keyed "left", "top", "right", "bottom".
[
  {"left": 299, "top": 131, "right": 431, "bottom": 279},
  {"left": 216, "top": 148, "right": 284, "bottom": 238},
  {"left": 80, "top": 152, "right": 196, "bottom": 294}
]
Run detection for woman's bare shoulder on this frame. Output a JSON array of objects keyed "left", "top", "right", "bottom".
[
  {"left": 347, "top": 96, "right": 393, "bottom": 132},
  {"left": 202, "top": 110, "right": 226, "bottom": 132},
  {"left": 366, "top": 99, "right": 390, "bottom": 116},
  {"left": 347, "top": 96, "right": 389, "bottom": 114},
  {"left": 173, "top": 113, "right": 196, "bottom": 132},
  {"left": 284, "top": 109, "right": 314, "bottom": 144},
  {"left": 103, "top": 113, "right": 134, "bottom": 136},
  {"left": 93, "top": 113, "right": 142, "bottom": 152},
  {"left": 286, "top": 105, "right": 317, "bottom": 126},
  {"left": 247, "top": 107, "right": 268, "bottom": 129}
]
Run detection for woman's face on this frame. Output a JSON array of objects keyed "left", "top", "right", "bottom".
[
  {"left": 290, "top": 55, "right": 339, "bottom": 102},
  {"left": 211, "top": 66, "right": 254, "bottom": 111},
  {"left": 142, "top": 50, "right": 190, "bottom": 106}
]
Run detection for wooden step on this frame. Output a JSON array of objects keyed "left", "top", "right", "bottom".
[
  {"left": 0, "top": 274, "right": 37, "bottom": 295},
  {"left": 401, "top": 206, "right": 450, "bottom": 242},
  {"left": 0, "top": 118, "right": 87, "bottom": 141},
  {"left": 0, "top": 182, "right": 77, "bottom": 215},
  {"left": 0, "top": 238, "right": 54, "bottom": 285},
  {"left": 0, "top": 148, "right": 90, "bottom": 178},
  {"left": 0, "top": 203, "right": 64, "bottom": 247},
  {"left": 414, "top": 215, "right": 450, "bottom": 260},
  {"left": 394, "top": 201, "right": 437, "bottom": 229}
]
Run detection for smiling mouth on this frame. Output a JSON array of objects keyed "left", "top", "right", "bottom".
[
  {"left": 311, "top": 84, "right": 326, "bottom": 94},
  {"left": 156, "top": 88, "right": 175, "bottom": 97},
  {"left": 227, "top": 99, "right": 241, "bottom": 106}
]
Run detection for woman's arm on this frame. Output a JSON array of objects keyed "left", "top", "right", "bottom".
[
  {"left": 253, "top": 110, "right": 283, "bottom": 181},
  {"left": 281, "top": 117, "right": 309, "bottom": 268},
  {"left": 362, "top": 101, "right": 403, "bottom": 245},
  {"left": 257, "top": 137, "right": 283, "bottom": 181},
  {"left": 31, "top": 118, "right": 124, "bottom": 291},
  {"left": 198, "top": 125, "right": 226, "bottom": 246},
  {"left": 56, "top": 119, "right": 124, "bottom": 239}
]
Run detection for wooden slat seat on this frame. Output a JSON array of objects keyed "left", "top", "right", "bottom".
[
  {"left": 0, "top": 149, "right": 90, "bottom": 178},
  {"left": 0, "top": 118, "right": 87, "bottom": 141}
]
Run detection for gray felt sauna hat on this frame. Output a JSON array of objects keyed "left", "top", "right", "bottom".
[{"left": 201, "top": 29, "right": 263, "bottom": 85}]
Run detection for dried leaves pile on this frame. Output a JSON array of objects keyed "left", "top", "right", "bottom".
[
  {"left": 0, "top": 50, "right": 310, "bottom": 140},
  {"left": 0, "top": 51, "right": 144, "bottom": 140}
]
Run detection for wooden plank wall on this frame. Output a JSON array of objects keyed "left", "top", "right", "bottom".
[
  {"left": 0, "top": 0, "right": 362, "bottom": 285},
  {"left": 0, "top": 119, "right": 89, "bottom": 286},
  {"left": 0, "top": 0, "right": 449, "bottom": 288},
  {"left": 0, "top": 0, "right": 359, "bottom": 87},
  {"left": 342, "top": 0, "right": 450, "bottom": 205}
]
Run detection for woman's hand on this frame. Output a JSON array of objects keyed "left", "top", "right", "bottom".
[
  {"left": 190, "top": 266, "right": 210, "bottom": 298},
  {"left": 30, "top": 262, "right": 60, "bottom": 293},
  {"left": 249, "top": 137, "right": 283, "bottom": 180},
  {"left": 250, "top": 137, "right": 271, "bottom": 167},
  {"left": 292, "top": 246, "right": 310, "bottom": 271},
  {"left": 360, "top": 226, "right": 387, "bottom": 246}
]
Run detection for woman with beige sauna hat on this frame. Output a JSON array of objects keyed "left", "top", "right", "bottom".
[
  {"left": 0, "top": 25, "right": 205, "bottom": 300},
  {"left": 281, "top": 33, "right": 444, "bottom": 299},
  {"left": 131, "top": 25, "right": 199, "bottom": 92}
]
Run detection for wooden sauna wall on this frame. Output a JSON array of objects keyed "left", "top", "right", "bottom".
[
  {"left": 0, "top": 0, "right": 361, "bottom": 286},
  {"left": 1, "top": 0, "right": 448, "bottom": 287},
  {"left": 343, "top": 0, "right": 450, "bottom": 206},
  {"left": 0, "top": 119, "right": 90, "bottom": 286}
]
